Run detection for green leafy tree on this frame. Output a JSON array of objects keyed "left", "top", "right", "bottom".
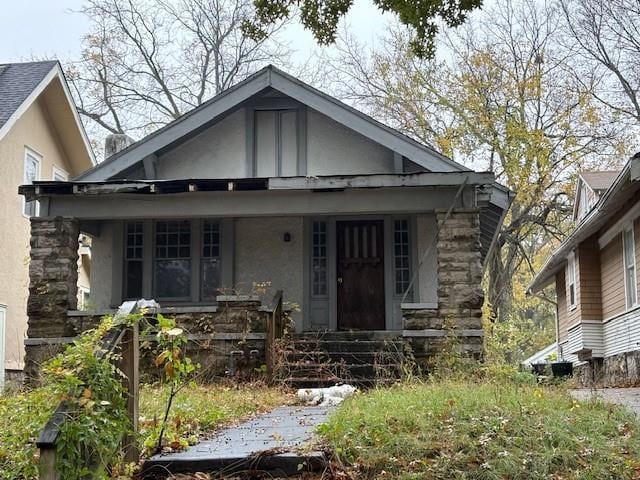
[{"left": 247, "top": 0, "right": 483, "bottom": 58}]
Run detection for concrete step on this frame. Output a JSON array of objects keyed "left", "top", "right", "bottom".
[
  {"left": 283, "top": 350, "right": 401, "bottom": 364},
  {"left": 287, "top": 339, "right": 406, "bottom": 353},
  {"left": 295, "top": 330, "right": 402, "bottom": 341}
]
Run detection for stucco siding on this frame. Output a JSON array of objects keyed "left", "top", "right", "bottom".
[
  {"left": 416, "top": 213, "right": 438, "bottom": 304},
  {"left": 0, "top": 98, "right": 84, "bottom": 370},
  {"left": 601, "top": 234, "right": 625, "bottom": 320},
  {"left": 157, "top": 109, "right": 246, "bottom": 179},
  {"left": 306, "top": 109, "right": 395, "bottom": 176},
  {"left": 234, "top": 217, "right": 304, "bottom": 326}
]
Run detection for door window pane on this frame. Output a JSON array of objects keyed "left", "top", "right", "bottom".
[
  {"left": 154, "top": 220, "right": 191, "bottom": 299},
  {"left": 201, "top": 221, "right": 221, "bottom": 299}
]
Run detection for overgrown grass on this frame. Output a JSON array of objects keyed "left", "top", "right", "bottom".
[
  {"left": 321, "top": 380, "right": 640, "bottom": 479},
  {"left": 0, "top": 382, "right": 289, "bottom": 480}
]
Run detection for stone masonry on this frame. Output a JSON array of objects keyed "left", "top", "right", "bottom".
[
  {"left": 404, "top": 209, "right": 485, "bottom": 362},
  {"left": 25, "top": 217, "right": 80, "bottom": 381}
]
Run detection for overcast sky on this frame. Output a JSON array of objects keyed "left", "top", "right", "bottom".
[{"left": 0, "top": 0, "right": 390, "bottom": 64}]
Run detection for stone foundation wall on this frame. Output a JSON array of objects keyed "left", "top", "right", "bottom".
[
  {"left": 66, "top": 297, "right": 272, "bottom": 381},
  {"left": 25, "top": 217, "right": 80, "bottom": 381},
  {"left": 574, "top": 352, "right": 640, "bottom": 387},
  {"left": 403, "top": 209, "right": 485, "bottom": 364}
]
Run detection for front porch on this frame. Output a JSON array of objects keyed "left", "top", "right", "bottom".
[{"left": 21, "top": 172, "right": 508, "bottom": 379}]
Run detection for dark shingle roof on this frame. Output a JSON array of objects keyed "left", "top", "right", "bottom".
[
  {"left": 0, "top": 60, "right": 58, "bottom": 130},
  {"left": 580, "top": 171, "right": 620, "bottom": 191}
]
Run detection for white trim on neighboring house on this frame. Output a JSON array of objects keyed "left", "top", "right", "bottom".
[
  {"left": 0, "top": 63, "right": 96, "bottom": 165},
  {"left": 598, "top": 202, "right": 640, "bottom": 248},
  {"left": 53, "top": 165, "right": 69, "bottom": 181},
  {"left": 567, "top": 250, "right": 577, "bottom": 311},
  {"left": 623, "top": 223, "right": 637, "bottom": 309},
  {"left": 23, "top": 147, "right": 41, "bottom": 218}
]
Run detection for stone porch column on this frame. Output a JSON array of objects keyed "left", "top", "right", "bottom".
[
  {"left": 24, "top": 217, "right": 80, "bottom": 382},
  {"left": 403, "top": 209, "right": 485, "bottom": 362}
]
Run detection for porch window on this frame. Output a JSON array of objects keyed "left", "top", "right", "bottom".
[
  {"left": 623, "top": 225, "right": 637, "bottom": 308},
  {"left": 567, "top": 251, "right": 577, "bottom": 310},
  {"left": 201, "top": 220, "right": 221, "bottom": 300},
  {"left": 312, "top": 221, "right": 328, "bottom": 296},
  {"left": 124, "top": 221, "right": 144, "bottom": 299},
  {"left": 154, "top": 220, "right": 191, "bottom": 300},
  {"left": 394, "top": 219, "right": 411, "bottom": 295}
]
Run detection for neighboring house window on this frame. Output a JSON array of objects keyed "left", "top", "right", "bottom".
[
  {"left": 394, "top": 219, "right": 411, "bottom": 295},
  {"left": 154, "top": 220, "right": 191, "bottom": 300},
  {"left": 23, "top": 149, "right": 41, "bottom": 216},
  {"left": 255, "top": 109, "right": 298, "bottom": 177},
  {"left": 78, "top": 287, "right": 91, "bottom": 310},
  {"left": 623, "top": 225, "right": 637, "bottom": 308},
  {"left": 124, "top": 221, "right": 144, "bottom": 300},
  {"left": 312, "top": 221, "right": 328, "bottom": 296},
  {"left": 567, "top": 251, "right": 577, "bottom": 310},
  {"left": 201, "top": 220, "right": 221, "bottom": 300},
  {"left": 53, "top": 166, "right": 69, "bottom": 181}
]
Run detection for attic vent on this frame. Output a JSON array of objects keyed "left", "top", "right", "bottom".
[{"left": 104, "top": 134, "right": 134, "bottom": 159}]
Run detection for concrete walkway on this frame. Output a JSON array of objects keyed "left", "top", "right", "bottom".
[
  {"left": 570, "top": 387, "right": 640, "bottom": 415},
  {"left": 143, "top": 405, "right": 332, "bottom": 477}
]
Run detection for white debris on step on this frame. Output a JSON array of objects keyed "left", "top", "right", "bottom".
[{"left": 297, "top": 384, "right": 357, "bottom": 406}]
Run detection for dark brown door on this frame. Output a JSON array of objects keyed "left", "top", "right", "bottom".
[{"left": 336, "top": 220, "right": 385, "bottom": 330}]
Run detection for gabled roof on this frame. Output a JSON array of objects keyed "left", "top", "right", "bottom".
[
  {"left": 580, "top": 171, "right": 619, "bottom": 191},
  {"left": 529, "top": 154, "right": 640, "bottom": 293},
  {"left": 0, "top": 60, "right": 95, "bottom": 167},
  {"left": 0, "top": 60, "right": 58, "bottom": 130},
  {"left": 75, "top": 65, "right": 469, "bottom": 181}
]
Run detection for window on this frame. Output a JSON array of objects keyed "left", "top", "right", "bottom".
[
  {"left": 53, "top": 166, "right": 68, "bottom": 181},
  {"left": 623, "top": 225, "right": 637, "bottom": 308},
  {"left": 255, "top": 109, "right": 298, "bottom": 176},
  {"left": 124, "top": 221, "right": 144, "bottom": 300},
  {"left": 78, "top": 287, "right": 91, "bottom": 310},
  {"left": 201, "top": 221, "right": 221, "bottom": 300},
  {"left": 23, "top": 149, "right": 40, "bottom": 216},
  {"left": 154, "top": 220, "right": 191, "bottom": 299},
  {"left": 312, "top": 221, "right": 328, "bottom": 296},
  {"left": 567, "top": 251, "right": 577, "bottom": 309},
  {"left": 394, "top": 219, "right": 411, "bottom": 295}
]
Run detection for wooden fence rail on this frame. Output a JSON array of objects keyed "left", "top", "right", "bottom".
[
  {"left": 265, "top": 290, "right": 284, "bottom": 379},
  {"left": 37, "top": 299, "right": 158, "bottom": 480}
]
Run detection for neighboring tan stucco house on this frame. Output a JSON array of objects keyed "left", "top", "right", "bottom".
[
  {"left": 529, "top": 154, "right": 640, "bottom": 385},
  {"left": 20, "top": 66, "right": 511, "bottom": 380},
  {"left": 0, "top": 61, "right": 94, "bottom": 381}
]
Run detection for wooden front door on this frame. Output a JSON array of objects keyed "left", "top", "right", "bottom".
[{"left": 336, "top": 220, "right": 385, "bottom": 330}]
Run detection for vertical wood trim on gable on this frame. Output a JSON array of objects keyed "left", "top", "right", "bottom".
[
  {"left": 298, "top": 105, "right": 307, "bottom": 176},
  {"left": 245, "top": 107, "right": 255, "bottom": 176}
]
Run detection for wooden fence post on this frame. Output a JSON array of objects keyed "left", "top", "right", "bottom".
[{"left": 121, "top": 322, "right": 140, "bottom": 464}]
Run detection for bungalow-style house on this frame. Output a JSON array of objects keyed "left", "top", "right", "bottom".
[
  {"left": 20, "top": 66, "right": 511, "bottom": 381},
  {"left": 529, "top": 154, "right": 640, "bottom": 385},
  {"left": 0, "top": 61, "right": 95, "bottom": 384}
]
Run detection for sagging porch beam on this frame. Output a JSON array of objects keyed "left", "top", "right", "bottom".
[{"left": 44, "top": 186, "right": 475, "bottom": 220}]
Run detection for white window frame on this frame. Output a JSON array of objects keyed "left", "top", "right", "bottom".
[
  {"left": 23, "top": 148, "right": 41, "bottom": 217},
  {"left": 567, "top": 251, "right": 577, "bottom": 311},
  {"left": 53, "top": 165, "right": 69, "bottom": 181},
  {"left": 623, "top": 224, "right": 637, "bottom": 309}
]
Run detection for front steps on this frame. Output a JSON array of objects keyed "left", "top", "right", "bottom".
[{"left": 276, "top": 331, "right": 409, "bottom": 387}]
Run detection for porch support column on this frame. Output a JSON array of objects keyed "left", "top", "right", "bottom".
[
  {"left": 25, "top": 217, "right": 80, "bottom": 383},
  {"left": 403, "top": 209, "right": 484, "bottom": 362}
]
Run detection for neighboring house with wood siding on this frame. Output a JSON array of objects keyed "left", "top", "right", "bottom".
[
  {"left": 0, "top": 61, "right": 94, "bottom": 383},
  {"left": 529, "top": 154, "right": 640, "bottom": 384}
]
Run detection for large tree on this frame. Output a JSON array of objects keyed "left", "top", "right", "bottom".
[
  {"left": 68, "top": 0, "right": 291, "bottom": 148},
  {"left": 324, "top": 0, "right": 625, "bottom": 359}
]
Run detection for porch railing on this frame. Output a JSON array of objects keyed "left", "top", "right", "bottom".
[
  {"left": 37, "top": 299, "right": 156, "bottom": 480},
  {"left": 264, "top": 290, "right": 284, "bottom": 378}
]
